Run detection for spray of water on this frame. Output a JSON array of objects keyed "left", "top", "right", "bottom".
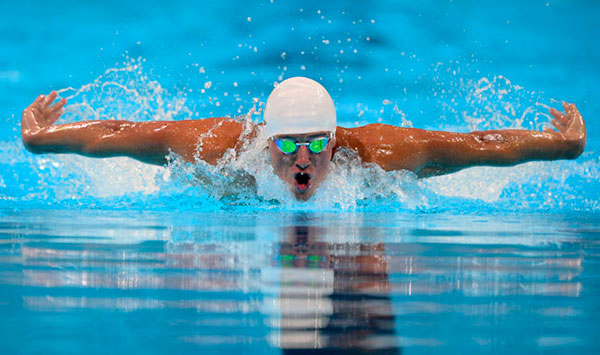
[{"left": 3, "top": 58, "right": 597, "bottom": 212}]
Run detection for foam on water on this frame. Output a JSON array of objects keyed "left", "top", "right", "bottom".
[{"left": 2, "top": 58, "right": 597, "bottom": 212}]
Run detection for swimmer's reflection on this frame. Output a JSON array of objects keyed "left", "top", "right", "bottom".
[{"left": 270, "top": 225, "right": 400, "bottom": 354}]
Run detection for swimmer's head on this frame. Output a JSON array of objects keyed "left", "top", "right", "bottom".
[
  {"left": 264, "top": 77, "right": 336, "bottom": 138},
  {"left": 264, "top": 77, "right": 337, "bottom": 201}
]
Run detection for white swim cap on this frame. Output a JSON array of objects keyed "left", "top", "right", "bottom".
[{"left": 264, "top": 77, "right": 336, "bottom": 137}]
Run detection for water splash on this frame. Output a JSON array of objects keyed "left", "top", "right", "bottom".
[
  {"left": 56, "top": 57, "right": 193, "bottom": 123},
  {"left": 2, "top": 59, "right": 598, "bottom": 212},
  {"left": 430, "top": 61, "right": 560, "bottom": 133}
]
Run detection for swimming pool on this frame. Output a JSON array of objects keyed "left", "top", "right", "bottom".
[{"left": 1, "top": 0, "right": 599, "bottom": 353}]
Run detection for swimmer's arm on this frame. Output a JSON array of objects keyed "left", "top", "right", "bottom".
[
  {"left": 416, "top": 103, "right": 586, "bottom": 177},
  {"left": 342, "top": 103, "right": 586, "bottom": 177},
  {"left": 21, "top": 92, "right": 243, "bottom": 165}
]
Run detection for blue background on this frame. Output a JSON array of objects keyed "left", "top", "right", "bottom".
[{"left": 2, "top": 0, "right": 598, "bottom": 129}]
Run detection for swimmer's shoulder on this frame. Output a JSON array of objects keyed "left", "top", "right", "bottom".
[
  {"left": 162, "top": 117, "right": 249, "bottom": 164},
  {"left": 335, "top": 123, "right": 421, "bottom": 150},
  {"left": 334, "top": 124, "right": 428, "bottom": 171},
  {"left": 166, "top": 117, "right": 249, "bottom": 142}
]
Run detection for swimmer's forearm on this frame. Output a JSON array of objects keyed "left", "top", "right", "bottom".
[
  {"left": 22, "top": 120, "right": 170, "bottom": 165},
  {"left": 425, "top": 129, "right": 583, "bottom": 171},
  {"left": 419, "top": 103, "right": 586, "bottom": 177}
]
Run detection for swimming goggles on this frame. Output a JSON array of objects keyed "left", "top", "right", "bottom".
[
  {"left": 279, "top": 254, "right": 326, "bottom": 268},
  {"left": 273, "top": 133, "right": 332, "bottom": 155}
]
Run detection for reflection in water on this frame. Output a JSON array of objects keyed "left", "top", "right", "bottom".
[
  {"left": 269, "top": 225, "right": 400, "bottom": 353},
  {"left": 1, "top": 212, "right": 596, "bottom": 353}
]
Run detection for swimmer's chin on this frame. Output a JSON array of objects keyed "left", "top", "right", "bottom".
[
  {"left": 294, "top": 189, "right": 313, "bottom": 201},
  {"left": 293, "top": 184, "right": 314, "bottom": 201}
]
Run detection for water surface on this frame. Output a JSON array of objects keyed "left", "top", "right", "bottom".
[{"left": 1, "top": 209, "right": 598, "bottom": 353}]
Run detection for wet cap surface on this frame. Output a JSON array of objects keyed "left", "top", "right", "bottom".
[{"left": 264, "top": 77, "right": 336, "bottom": 137}]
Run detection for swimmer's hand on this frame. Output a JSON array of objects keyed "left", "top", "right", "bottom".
[
  {"left": 21, "top": 91, "right": 67, "bottom": 150},
  {"left": 546, "top": 102, "right": 586, "bottom": 159}
]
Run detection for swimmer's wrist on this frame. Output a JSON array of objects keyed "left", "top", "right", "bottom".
[
  {"left": 561, "top": 137, "right": 585, "bottom": 159},
  {"left": 21, "top": 126, "right": 50, "bottom": 153}
]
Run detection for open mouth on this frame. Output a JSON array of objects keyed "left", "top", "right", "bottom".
[{"left": 294, "top": 172, "right": 312, "bottom": 192}]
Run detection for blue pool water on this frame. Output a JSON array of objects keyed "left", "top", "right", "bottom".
[{"left": 1, "top": 0, "right": 599, "bottom": 353}]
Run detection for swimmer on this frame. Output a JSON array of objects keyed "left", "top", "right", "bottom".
[{"left": 21, "top": 77, "right": 586, "bottom": 201}]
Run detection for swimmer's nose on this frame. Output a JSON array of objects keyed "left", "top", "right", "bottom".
[{"left": 295, "top": 146, "right": 311, "bottom": 170}]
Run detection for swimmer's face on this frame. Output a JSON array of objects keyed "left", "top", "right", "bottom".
[{"left": 268, "top": 131, "right": 336, "bottom": 201}]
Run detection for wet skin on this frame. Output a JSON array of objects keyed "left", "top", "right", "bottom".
[
  {"left": 268, "top": 132, "right": 336, "bottom": 200},
  {"left": 21, "top": 91, "right": 587, "bottom": 200}
]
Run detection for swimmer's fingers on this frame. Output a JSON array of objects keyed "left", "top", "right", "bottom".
[
  {"left": 46, "top": 98, "right": 67, "bottom": 124},
  {"left": 48, "top": 98, "right": 67, "bottom": 112},
  {"left": 565, "top": 103, "right": 586, "bottom": 137},
  {"left": 549, "top": 107, "right": 569, "bottom": 127},
  {"left": 26, "top": 93, "right": 66, "bottom": 127},
  {"left": 41, "top": 91, "right": 58, "bottom": 109},
  {"left": 45, "top": 108, "right": 64, "bottom": 125},
  {"left": 32, "top": 95, "right": 46, "bottom": 108},
  {"left": 564, "top": 103, "right": 580, "bottom": 125},
  {"left": 551, "top": 118, "right": 566, "bottom": 132}
]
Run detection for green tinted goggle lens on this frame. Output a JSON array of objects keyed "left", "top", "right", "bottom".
[
  {"left": 279, "top": 254, "right": 325, "bottom": 262},
  {"left": 275, "top": 137, "right": 329, "bottom": 154}
]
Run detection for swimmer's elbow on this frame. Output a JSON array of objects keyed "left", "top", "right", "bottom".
[{"left": 80, "top": 121, "right": 128, "bottom": 153}]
